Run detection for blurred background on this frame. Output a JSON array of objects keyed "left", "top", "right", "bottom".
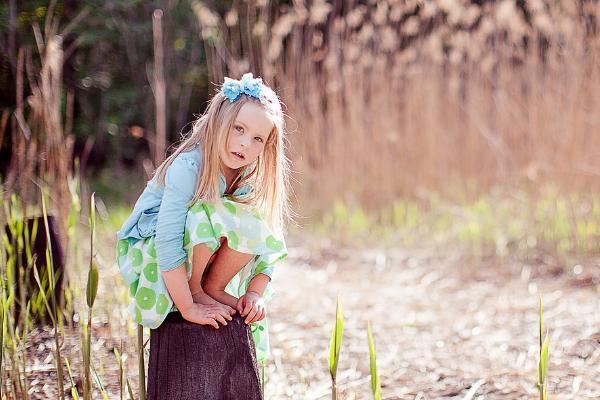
[{"left": 0, "top": 1, "right": 599, "bottom": 399}]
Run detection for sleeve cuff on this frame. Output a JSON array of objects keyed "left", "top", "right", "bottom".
[
  {"left": 158, "top": 256, "right": 187, "bottom": 272},
  {"left": 259, "top": 267, "right": 274, "bottom": 280}
]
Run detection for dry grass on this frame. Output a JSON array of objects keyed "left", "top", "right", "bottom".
[
  {"left": 3, "top": 1, "right": 80, "bottom": 245},
  {"left": 192, "top": 0, "right": 600, "bottom": 215}
]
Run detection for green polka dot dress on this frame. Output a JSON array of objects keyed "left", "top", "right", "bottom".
[{"left": 117, "top": 198, "right": 287, "bottom": 362}]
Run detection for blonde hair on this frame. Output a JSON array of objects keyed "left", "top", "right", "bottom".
[{"left": 153, "top": 81, "right": 290, "bottom": 232}]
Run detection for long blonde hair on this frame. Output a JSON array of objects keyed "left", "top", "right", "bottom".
[{"left": 153, "top": 81, "right": 290, "bottom": 232}]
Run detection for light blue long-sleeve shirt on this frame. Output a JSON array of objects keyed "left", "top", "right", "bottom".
[{"left": 117, "top": 146, "right": 273, "bottom": 277}]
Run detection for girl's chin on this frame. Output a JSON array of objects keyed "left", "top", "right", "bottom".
[{"left": 223, "top": 160, "right": 246, "bottom": 170}]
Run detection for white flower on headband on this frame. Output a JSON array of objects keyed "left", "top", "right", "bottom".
[{"left": 221, "top": 73, "right": 264, "bottom": 103}]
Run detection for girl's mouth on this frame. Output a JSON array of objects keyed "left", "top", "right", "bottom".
[{"left": 232, "top": 151, "right": 245, "bottom": 160}]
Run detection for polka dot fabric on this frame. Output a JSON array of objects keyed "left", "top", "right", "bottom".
[{"left": 117, "top": 198, "right": 287, "bottom": 362}]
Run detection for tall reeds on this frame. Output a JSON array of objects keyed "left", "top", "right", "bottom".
[
  {"left": 2, "top": 4, "right": 89, "bottom": 395},
  {"left": 5, "top": 0, "right": 87, "bottom": 256},
  {"left": 192, "top": 1, "right": 600, "bottom": 213}
]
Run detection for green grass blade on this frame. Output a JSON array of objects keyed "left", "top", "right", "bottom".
[
  {"left": 86, "top": 262, "right": 99, "bottom": 309},
  {"left": 328, "top": 295, "right": 344, "bottom": 380},
  {"left": 87, "top": 193, "right": 98, "bottom": 309},
  {"left": 126, "top": 378, "right": 135, "bottom": 400},
  {"left": 32, "top": 264, "right": 56, "bottom": 326},
  {"left": 538, "top": 295, "right": 543, "bottom": 386},
  {"left": 537, "top": 294, "right": 550, "bottom": 400},
  {"left": 540, "top": 331, "right": 549, "bottom": 383},
  {"left": 0, "top": 294, "right": 4, "bottom": 399},
  {"left": 367, "top": 321, "right": 381, "bottom": 400},
  {"left": 114, "top": 347, "right": 125, "bottom": 400},
  {"left": 91, "top": 361, "right": 109, "bottom": 400},
  {"left": 65, "top": 358, "right": 80, "bottom": 400}
]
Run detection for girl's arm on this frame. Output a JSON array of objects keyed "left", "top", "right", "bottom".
[
  {"left": 155, "top": 156, "right": 199, "bottom": 272},
  {"left": 153, "top": 155, "right": 231, "bottom": 326},
  {"left": 246, "top": 273, "right": 270, "bottom": 296},
  {"left": 202, "top": 246, "right": 255, "bottom": 309},
  {"left": 204, "top": 273, "right": 269, "bottom": 309},
  {"left": 162, "top": 263, "right": 232, "bottom": 327},
  {"left": 161, "top": 263, "right": 194, "bottom": 316}
]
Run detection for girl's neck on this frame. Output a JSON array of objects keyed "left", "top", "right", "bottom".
[{"left": 221, "top": 166, "right": 238, "bottom": 189}]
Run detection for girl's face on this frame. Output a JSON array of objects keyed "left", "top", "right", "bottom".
[{"left": 220, "top": 102, "right": 274, "bottom": 173}]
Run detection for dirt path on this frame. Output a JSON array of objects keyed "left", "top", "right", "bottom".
[
  {"left": 19, "top": 238, "right": 599, "bottom": 399},
  {"left": 265, "top": 238, "right": 600, "bottom": 399}
]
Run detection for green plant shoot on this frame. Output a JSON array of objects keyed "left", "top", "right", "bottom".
[
  {"left": 329, "top": 295, "right": 344, "bottom": 400},
  {"left": 537, "top": 296, "right": 550, "bottom": 400},
  {"left": 367, "top": 321, "right": 381, "bottom": 400}
]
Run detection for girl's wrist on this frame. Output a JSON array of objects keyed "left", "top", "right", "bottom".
[{"left": 178, "top": 299, "right": 195, "bottom": 317}]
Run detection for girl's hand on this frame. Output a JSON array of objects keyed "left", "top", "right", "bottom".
[
  {"left": 181, "top": 303, "right": 233, "bottom": 329},
  {"left": 236, "top": 291, "right": 266, "bottom": 324},
  {"left": 192, "top": 290, "right": 237, "bottom": 316}
]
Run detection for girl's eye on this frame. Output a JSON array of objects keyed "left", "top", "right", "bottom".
[
  {"left": 254, "top": 137, "right": 264, "bottom": 143},
  {"left": 235, "top": 125, "right": 244, "bottom": 133}
]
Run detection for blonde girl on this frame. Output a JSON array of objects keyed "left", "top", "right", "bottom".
[{"left": 116, "top": 73, "right": 289, "bottom": 362}]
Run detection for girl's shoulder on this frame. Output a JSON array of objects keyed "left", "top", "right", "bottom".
[
  {"left": 160, "top": 146, "right": 202, "bottom": 182},
  {"left": 172, "top": 145, "right": 202, "bottom": 170}
]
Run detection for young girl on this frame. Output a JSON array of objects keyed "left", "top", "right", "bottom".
[{"left": 116, "top": 73, "right": 289, "bottom": 362}]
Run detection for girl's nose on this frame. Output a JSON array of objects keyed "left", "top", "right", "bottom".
[{"left": 240, "top": 136, "right": 251, "bottom": 147}]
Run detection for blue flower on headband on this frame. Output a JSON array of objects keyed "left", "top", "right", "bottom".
[{"left": 221, "top": 73, "right": 264, "bottom": 102}]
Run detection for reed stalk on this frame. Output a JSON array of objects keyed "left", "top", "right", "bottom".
[
  {"left": 152, "top": 9, "right": 167, "bottom": 167},
  {"left": 83, "top": 193, "right": 99, "bottom": 400},
  {"left": 0, "top": 293, "right": 4, "bottom": 398},
  {"left": 65, "top": 358, "right": 80, "bottom": 399},
  {"left": 114, "top": 346, "right": 125, "bottom": 400},
  {"left": 138, "top": 325, "right": 146, "bottom": 400},
  {"left": 91, "top": 362, "right": 109, "bottom": 400}
]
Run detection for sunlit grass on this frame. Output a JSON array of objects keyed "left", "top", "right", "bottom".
[
  {"left": 0, "top": 185, "right": 131, "bottom": 399},
  {"left": 312, "top": 187, "right": 599, "bottom": 258}
]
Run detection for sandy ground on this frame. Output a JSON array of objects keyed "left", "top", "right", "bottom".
[
  {"left": 19, "top": 236, "right": 600, "bottom": 399},
  {"left": 264, "top": 237, "right": 600, "bottom": 399}
]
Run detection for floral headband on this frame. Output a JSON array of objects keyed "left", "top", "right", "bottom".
[{"left": 221, "top": 73, "right": 265, "bottom": 103}]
